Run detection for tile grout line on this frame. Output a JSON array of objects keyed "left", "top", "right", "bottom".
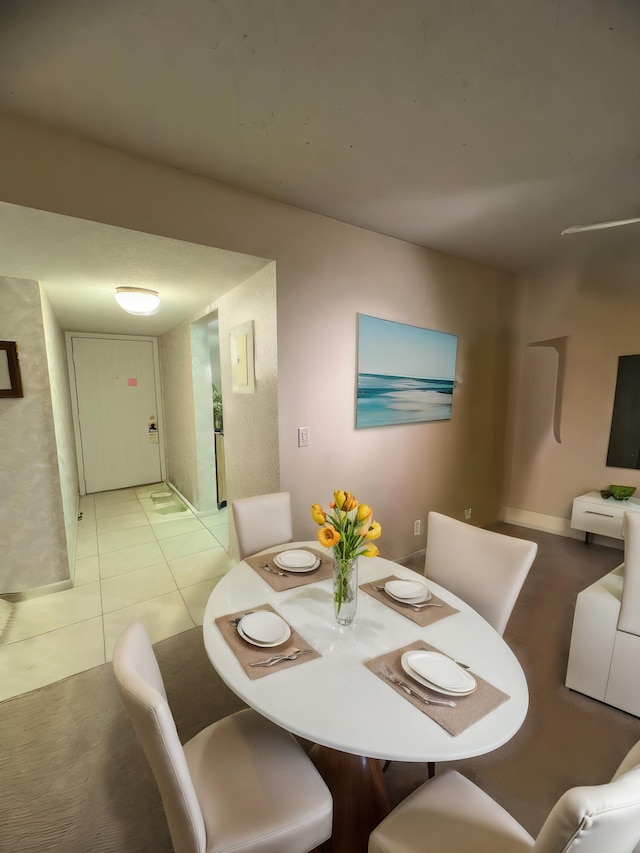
[{"left": 2, "top": 485, "right": 229, "bottom": 700}]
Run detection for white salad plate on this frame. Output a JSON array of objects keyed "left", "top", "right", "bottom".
[
  {"left": 384, "top": 579, "right": 431, "bottom": 604},
  {"left": 237, "top": 612, "right": 291, "bottom": 647},
  {"left": 274, "top": 550, "right": 320, "bottom": 572},
  {"left": 401, "top": 651, "right": 477, "bottom": 696}
]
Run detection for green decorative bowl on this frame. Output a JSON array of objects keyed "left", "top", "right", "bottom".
[{"left": 609, "top": 485, "right": 636, "bottom": 501}]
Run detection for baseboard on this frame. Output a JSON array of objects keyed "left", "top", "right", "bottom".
[
  {"left": 166, "top": 481, "right": 221, "bottom": 519},
  {"left": 0, "top": 577, "right": 73, "bottom": 602},
  {"left": 499, "top": 506, "right": 624, "bottom": 550},
  {"left": 395, "top": 548, "right": 426, "bottom": 573}
]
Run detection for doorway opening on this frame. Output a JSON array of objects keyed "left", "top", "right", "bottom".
[{"left": 191, "top": 311, "right": 226, "bottom": 513}]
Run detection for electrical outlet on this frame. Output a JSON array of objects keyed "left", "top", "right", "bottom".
[
  {"left": 413, "top": 519, "right": 421, "bottom": 535},
  {"left": 298, "top": 426, "right": 309, "bottom": 447},
  {"left": 465, "top": 507, "right": 472, "bottom": 520}
]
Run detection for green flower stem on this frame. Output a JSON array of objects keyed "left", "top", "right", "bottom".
[
  {"left": 333, "top": 555, "right": 357, "bottom": 616},
  {"left": 334, "top": 557, "right": 350, "bottom": 611}
]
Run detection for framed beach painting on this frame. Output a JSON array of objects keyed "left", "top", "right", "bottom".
[{"left": 356, "top": 314, "right": 457, "bottom": 428}]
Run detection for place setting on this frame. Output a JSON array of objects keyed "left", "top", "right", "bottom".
[
  {"left": 361, "top": 574, "right": 460, "bottom": 626},
  {"left": 244, "top": 546, "right": 333, "bottom": 591},
  {"left": 365, "top": 639, "right": 510, "bottom": 736},
  {"left": 214, "top": 603, "right": 321, "bottom": 679}
]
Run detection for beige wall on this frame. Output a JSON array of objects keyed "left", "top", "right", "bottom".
[
  {"left": 159, "top": 260, "right": 278, "bottom": 532},
  {"left": 0, "top": 112, "right": 515, "bottom": 562},
  {"left": 0, "top": 277, "right": 70, "bottom": 591},
  {"left": 504, "top": 269, "right": 640, "bottom": 532},
  {"left": 190, "top": 321, "right": 217, "bottom": 512},
  {"left": 159, "top": 320, "right": 198, "bottom": 505},
  {"left": 214, "top": 262, "right": 279, "bottom": 519},
  {"left": 40, "top": 286, "right": 79, "bottom": 574}
]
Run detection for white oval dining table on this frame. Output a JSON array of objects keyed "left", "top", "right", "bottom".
[{"left": 202, "top": 543, "right": 528, "bottom": 853}]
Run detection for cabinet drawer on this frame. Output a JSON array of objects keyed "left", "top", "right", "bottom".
[{"left": 571, "top": 500, "right": 624, "bottom": 538}]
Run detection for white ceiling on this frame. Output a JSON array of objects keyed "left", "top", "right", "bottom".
[
  {"left": 0, "top": 0, "right": 639, "bottom": 299},
  {"left": 0, "top": 202, "right": 269, "bottom": 335}
]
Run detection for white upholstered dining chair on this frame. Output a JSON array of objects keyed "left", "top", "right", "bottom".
[
  {"left": 113, "top": 621, "right": 332, "bottom": 853},
  {"left": 232, "top": 491, "right": 293, "bottom": 560},
  {"left": 369, "top": 738, "right": 640, "bottom": 853},
  {"left": 425, "top": 512, "right": 538, "bottom": 636},
  {"left": 566, "top": 511, "right": 640, "bottom": 716}
]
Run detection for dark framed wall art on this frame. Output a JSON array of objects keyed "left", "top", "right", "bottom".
[
  {"left": 0, "top": 341, "right": 24, "bottom": 398},
  {"left": 356, "top": 314, "right": 457, "bottom": 428},
  {"left": 607, "top": 353, "right": 640, "bottom": 470}
]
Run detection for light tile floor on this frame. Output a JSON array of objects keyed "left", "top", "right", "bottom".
[{"left": 0, "top": 483, "right": 232, "bottom": 703}]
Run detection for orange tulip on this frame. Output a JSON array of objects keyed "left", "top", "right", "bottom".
[
  {"left": 334, "top": 490, "right": 358, "bottom": 512},
  {"left": 318, "top": 525, "right": 341, "bottom": 548},
  {"left": 365, "top": 521, "right": 382, "bottom": 540},
  {"left": 344, "top": 492, "right": 358, "bottom": 511},
  {"left": 363, "top": 543, "right": 379, "bottom": 558},
  {"left": 311, "top": 504, "right": 326, "bottom": 525}
]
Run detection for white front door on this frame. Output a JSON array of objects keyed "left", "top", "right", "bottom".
[{"left": 69, "top": 335, "right": 163, "bottom": 493}]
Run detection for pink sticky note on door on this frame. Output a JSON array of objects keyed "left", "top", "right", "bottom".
[{"left": 128, "top": 378, "right": 137, "bottom": 386}]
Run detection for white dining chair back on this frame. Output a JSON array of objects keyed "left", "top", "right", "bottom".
[
  {"left": 113, "top": 621, "right": 333, "bottom": 853},
  {"left": 113, "top": 620, "right": 204, "bottom": 853},
  {"left": 232, "top": 491, "right": 293, "bottom": 560},
  {"left": 425, "top": 512, "right": 538, "bottom": 636},
  {"left": 533, "top": 738, "right": 640, "bottom": 852},
  {"left": 618, "top": 512, "right": 640, "bottom": 635},
  {"left": 369, "top": 739, "right": 640, "bottom": 853}
]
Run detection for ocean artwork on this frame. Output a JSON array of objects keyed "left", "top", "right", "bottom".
[{"left": 356, "top": 314, "right": 457, "bottom": 428}]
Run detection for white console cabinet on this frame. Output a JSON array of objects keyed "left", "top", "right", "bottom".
[{"left": 571, "top": 491, "right": 640, "bottom": 543}]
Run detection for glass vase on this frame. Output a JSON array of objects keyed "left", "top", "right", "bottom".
[{"left": 332, "top": 554, "right": 358, "bottom": 626}]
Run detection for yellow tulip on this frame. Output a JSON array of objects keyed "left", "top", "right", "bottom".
[
  {"left": 318, "top": 525, "right": 341, "bottom": 548},
  {"left": 333, "top": 490, "right": 346, "bottom": 510},
  {"left": 311, "top": 504, "right": 326, "bottom": 525},
  {"left": 365, "top": 521, "right": 382, "bottom": 540},
  {"left": 357, "top": 504, "right": 373, "bottom": 523},
  {"left": 363, "top": 543, "right": 379, "bottom": 558}
]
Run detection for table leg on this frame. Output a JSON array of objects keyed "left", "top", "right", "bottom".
[{"left": 309, "top": 744, "right": 389, "bottom": 853}]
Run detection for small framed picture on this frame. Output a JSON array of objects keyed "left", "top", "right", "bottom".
[
  {"left": 0, "top": 341, "right": 23, "bottom": 398},
  {"left": 230, "top": 321, "right": 255, "bottom": 394}
]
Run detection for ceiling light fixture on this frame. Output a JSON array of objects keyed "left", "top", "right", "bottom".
[{"left": 114, "top": 287, "right": 160, "bottom": 316}]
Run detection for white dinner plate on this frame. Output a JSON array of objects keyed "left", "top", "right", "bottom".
[
  {"left": 274, "top": 550, "right": 320, "bottom": 572},
  {"left": 238, "top": 612, "right": 291, "bottom": 647},
  {"left": 384, "top": 579, "right": 431, "bottom": 604},
  {"left": 401, "top": 651, "right": 477, "bottom": 696}
]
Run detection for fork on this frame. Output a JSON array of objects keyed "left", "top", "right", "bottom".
[
  {"left": 227, "top": 612, "right": 256, "bottom": 626},
  {"left": 371, "top": 583, "right": 444, "bottom": 610},
  {"left": 249, "top": 649, "right": 313, "bottom": 667},
  {"left": 261, "top": 564, "right": 289, "bottom": 577},
  {"left": 380, "top": 663, "right": 456, "bottom": 707}
]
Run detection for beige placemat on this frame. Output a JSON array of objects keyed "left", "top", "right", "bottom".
[
  {"left": 365, "top": 640, "right": 510, "bottom": 736},
  {"left": 360, "top": 575, "right": 459, "bottom": 627},
  {"left": 245, "top": 547, "right": 333, "bottom": 591},
  {"left": 214, "top": 603, "right": 321, "bottom": 680}
]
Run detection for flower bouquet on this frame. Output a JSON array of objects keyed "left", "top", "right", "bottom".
[{"left": 311, "top": 490, "right": 382, "bottom": 625}]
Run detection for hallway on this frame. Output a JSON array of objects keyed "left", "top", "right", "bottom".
[{"left": 0, "top": 483, "right": 231, "bottom": 702}]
